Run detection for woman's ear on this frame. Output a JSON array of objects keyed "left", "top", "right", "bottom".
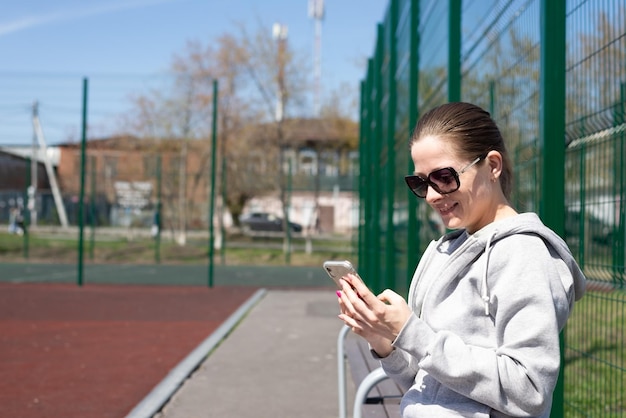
[{"left": 486, "top": 150, "right": 503, "bottom": 180}]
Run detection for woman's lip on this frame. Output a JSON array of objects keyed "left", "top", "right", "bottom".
[{"left": 437, "top": 202, "right": 457, "bottom": 215}]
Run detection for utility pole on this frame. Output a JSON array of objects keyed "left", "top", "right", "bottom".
[
  {"left": 30, "top": 102, "right": 39, "bottom": 227},
  {"left": 308, "top": 0, "right": 324, "bottom": 117},
  {"left": 32, "top": 101, "right": 69, "bottom": 228},
  {"left": 273, "top": 23, "right": 288, "bottom": 123},
  {"left": 273, "top": 23, "right": 292, "bottom": 261},
  {"left": 308, "top": 0, "right": 325, "bottom": 241}
]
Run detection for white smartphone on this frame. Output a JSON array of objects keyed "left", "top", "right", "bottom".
[{"left": 323, "top": 260, "right": 361, "bottom": 288}]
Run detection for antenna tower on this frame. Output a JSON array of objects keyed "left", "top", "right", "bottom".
[{"left": 308, "top": 0, "right": 324, "bottom": 117}]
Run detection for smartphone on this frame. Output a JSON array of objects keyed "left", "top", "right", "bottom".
[{"left": 323, "top": 260, "right": 360, "bottom": 288}]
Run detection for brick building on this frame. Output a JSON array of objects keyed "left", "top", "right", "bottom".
[
  {"left": 0, "top": 148, "right": 52, "bottom": 224},
  {"left": 5, "top": 116, "right": 359, "bottom": 232}
]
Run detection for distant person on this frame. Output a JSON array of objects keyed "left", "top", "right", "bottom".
[
  {"left": 151, "top": 209, "right": 160, "bottom": 238},
  {"left": 336, "top": 102, "right": 586, "bottom": 417},
  {"left": 8, "top": 207, "right": 26, "bottom": 235}
]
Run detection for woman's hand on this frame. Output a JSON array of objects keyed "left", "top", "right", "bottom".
[{"left": 336, "top": 273, "right": 412, "bottom": 357}]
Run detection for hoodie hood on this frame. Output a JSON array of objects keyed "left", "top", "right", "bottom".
[{"left": 442, "top": 212, "right": 586, "bottom": 315}]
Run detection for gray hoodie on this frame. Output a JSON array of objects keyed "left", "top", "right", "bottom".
[{"left": 379, "top": 213, "right": 586, "bottom": 417}]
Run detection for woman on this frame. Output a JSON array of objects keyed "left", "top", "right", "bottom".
[{"left": 337, "top": 102, "right": 586, "bottom": 417}]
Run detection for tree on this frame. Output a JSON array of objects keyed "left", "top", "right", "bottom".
[{"left": 120, "top": 20, "right": 314, "bottom": 244}]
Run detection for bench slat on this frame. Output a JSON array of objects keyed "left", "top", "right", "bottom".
[
  {"left": 383, "top": 402, "right": 401, "bottom": 416},
  {"left": 345, "top": 335, "right": 384, "bottom": 400},
  {"left": 352, "top": 336, "right": 404, "bottom": 399},
  {"left": 361, "top": 404, "right": 391, "bottom": 417},
  {"left": 344, "top": 333, "right": 403, "bottom": 418}
]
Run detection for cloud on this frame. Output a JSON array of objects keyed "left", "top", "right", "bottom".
[
  {"left": 0, "top": 0, "right": 180, "bottom": 37},
  {"left": 0, "top": 14, "right": 62, "bottom": 36}
]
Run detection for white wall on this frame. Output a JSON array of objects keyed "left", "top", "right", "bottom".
[{"left": 242, "top": 190, "right": 359, "bottom": 233}]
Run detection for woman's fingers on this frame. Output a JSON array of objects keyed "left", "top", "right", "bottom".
[
  {"left": 337, "top": 286, "right": 364, "bottom": 320},
  {"left": 336, "top": 275, "right": 409, "bottom": 341},
  {"left": 339, "top": 279, "right": 367, "bottom": 312},
  {"left": 377, "top": 289, "right": 412, "bottom": 336},
  {"left": 338, "top": 313, "right": 361, "bottom": 329},
  {"left": 343, "top": 274, "right": 367, "bottom": 296},
  {"left": 341, "top": 284, "right": 386, "bottom": 336},
  {"left": 378, "top": 289, "right": 403, "bottom": 305},
  {"left": 336, "top": 293, "right": 366, "bottom": 334},
  {"left": 341, "top": 274, "right": 378, "bottom": 307},
  {"left": 342, "top": 275, "right": 389, "bottom": 320}
]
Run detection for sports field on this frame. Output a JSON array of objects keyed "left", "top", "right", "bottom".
[
  {"left": 0, "top": 262, "right": 332, "bottom": 287},
  {"left": 0, "top": 262, "right": 335, "bottom": 418}
]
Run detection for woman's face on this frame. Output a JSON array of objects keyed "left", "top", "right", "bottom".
[{"left": 410, "top": 135, "right": 496, "bottom": 234}]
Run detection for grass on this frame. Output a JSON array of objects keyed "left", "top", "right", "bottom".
[
  {"left": 0, "top": 229, "right": 355, "bottom": 267},
  {"left": 565, "top": 289, "right": 626, "bottom": 416}
]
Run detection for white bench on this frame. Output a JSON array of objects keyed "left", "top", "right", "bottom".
[{"left": 337, "top": 325, "right": 403, "bottom": 418}]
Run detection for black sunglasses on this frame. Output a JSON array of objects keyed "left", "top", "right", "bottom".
[{"left": 404, "top": 154, "right": 487, "bottom": 198}]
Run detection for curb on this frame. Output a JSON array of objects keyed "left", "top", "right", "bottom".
[{"left": 124, "top": 288, "right": 268, "bottom": 418}]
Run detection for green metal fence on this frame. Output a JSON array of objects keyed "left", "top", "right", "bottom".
[{"left": 358, "top": 0, "right": 625, "bottom": 415}]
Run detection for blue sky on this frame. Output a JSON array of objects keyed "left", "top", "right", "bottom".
[{"left": 0, "top": 0, "right": 388, "bottom": 145}]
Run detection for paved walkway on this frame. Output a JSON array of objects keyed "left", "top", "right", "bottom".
[{"left": 154, "top": 289, "right": 356, "bottom": 418}]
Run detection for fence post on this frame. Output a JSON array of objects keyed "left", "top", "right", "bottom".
[
  {"left": 220, "top": 154, "right": 227, "bottom": 264},
  {"left": 406, "top": 0, "right": 420, "bottom": 285},
  {"left": 23, "top": 157, "right": 30, "bottom": 258},
  {"left": 384, "top": 0, "right": 398, "bottom": 291},
  {"left": 285, "top": 159, "right": 292, "bottom": 265},
  {"left": 208, "top": 79, "right": 218, "bottom": 288},
  {"left": 89, "top": 155, "right": 96, "bottom": 260},
  {"left": 358, "top": 78, "right": 368, "bottom": 275},
  {"left": 371, "top": 24, "right": 384, "bottom": 293},
  {"left": 77, "top": 77, "right": 88, "bottom": 287},
  {"left": 540, "top": 0, "right": 566, "bottom": 416},
  {"left": 613, "top": 83, "right": 626, "bottom": 288},
  {"left": 155, "top": 154, "right": 162, "bottom": 264},
  {"left": 448, "top": 0, "right": 461, "bottom": 103}
]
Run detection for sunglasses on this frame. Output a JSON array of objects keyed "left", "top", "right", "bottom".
[{"left": 404, "top": 154, "right": 486, "bottom": 198}]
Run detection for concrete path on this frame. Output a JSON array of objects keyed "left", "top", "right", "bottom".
[{"left": 155, "top": 290, "right": 356, "bottom": 418}]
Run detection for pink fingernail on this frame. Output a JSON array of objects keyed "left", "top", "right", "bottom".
[{"left": 336, "top": 290, "right": 342, "bottom": 298}]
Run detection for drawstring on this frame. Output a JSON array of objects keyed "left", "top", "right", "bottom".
[{"left": 482, "top": 232, "right": 497, "bottom": 316}]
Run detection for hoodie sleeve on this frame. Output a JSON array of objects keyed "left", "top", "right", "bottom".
[
  {"left": 387, "top": 233, "right": 572, "bottom": 416},
  {"left": 375, "top": 344, "right": 419, "bottom": 392}
]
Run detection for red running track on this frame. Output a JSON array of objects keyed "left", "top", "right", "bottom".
[{"left": 0, "top": 283, "right": 258, "bottom": 418}]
